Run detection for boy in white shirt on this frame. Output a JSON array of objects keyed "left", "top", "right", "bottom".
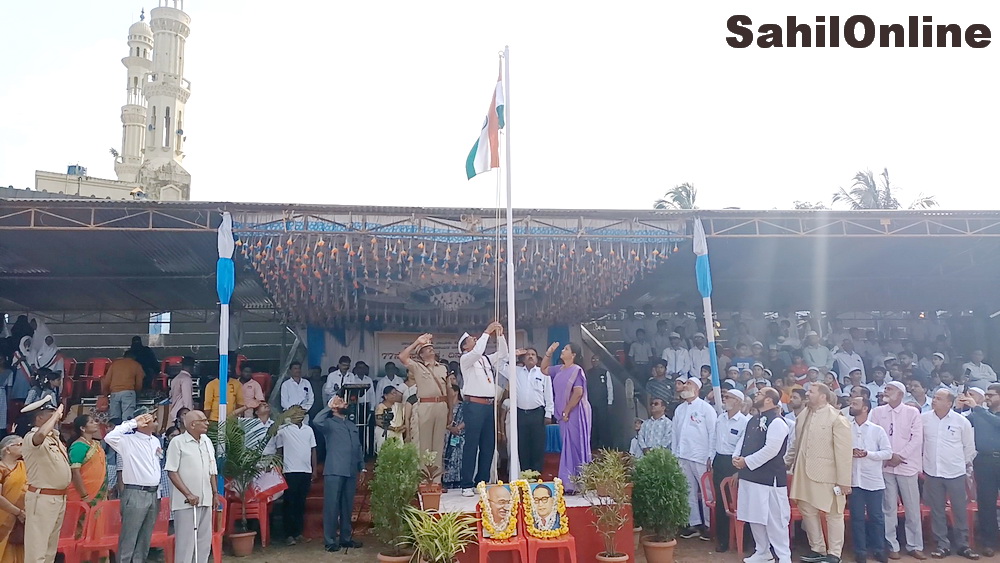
[{"left": 275, "top": 406, "right": 318, "bottom": 545}]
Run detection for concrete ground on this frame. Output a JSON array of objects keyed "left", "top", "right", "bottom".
[{"left": 223, "top": 534, "right": 986, "bottom": 563}]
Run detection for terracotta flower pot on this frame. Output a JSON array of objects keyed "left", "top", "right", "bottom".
[
  {"left": 377, "top": 553, "right": 414, "bottom": 563},
  {"left": 420, "top": 490, "right": 443, "bottom": 511},
  {"left": 597, "top": 553, "right": 630, "bottom": 562},
  {"left": 227, "top": 531, "right": 256, "bottom": 557},
  {"left": 641, "top": 538, "right": 678, "bottom": 563}
]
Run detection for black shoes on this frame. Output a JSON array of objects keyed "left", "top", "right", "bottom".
[
  {"left": 801, "top": 551, "right": 828, "bottom": 563},
  {"left": 341, "top": 539, "right": 363, "bottom": 549},
  {"left": 325, "top": 545, "right": 340, "bottom": 552},
  {"left": 679, "top": 526, "right": 701, "bottom": 539}
]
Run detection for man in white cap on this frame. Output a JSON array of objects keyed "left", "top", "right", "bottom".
[
  {"left": 709, "top": 388, "right": 748, "bottom": 552},
  {"left": 733, "top": 387, "right": 791, "bottom": 563},
  {"left": 661, "top": 332, "right": 692, "bottom": 379},
  {"left": 688, "top": 332, "right": 711, "bottom": 379},
  {"left": 673, "top": 376, "right": 716, "bottom": 540},
  {"left": 803, "top": 366, "right": 822, "bottom": 390},
  {"left": 21, "top": 399, "right": 71, "bottom": 563},
  {"left": 870, "top": 380, "right": 926, "bottom": 560},
  {"left": 803, "top": 331, "right": 834, "bottom": 375},
  {"left": 457, "top": 322, "right": 506, "bottom": 496}
]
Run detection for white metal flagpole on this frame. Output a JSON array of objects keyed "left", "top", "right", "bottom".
[{"left": 503, "top": 45, "right": 520, "bottom": 479}]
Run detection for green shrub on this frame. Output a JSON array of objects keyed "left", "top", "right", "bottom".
[
  {"left": 631, "top": 448, "right": 689, "bottom": 542},
  {"left": 370, "top": 437, "right": 421, "bottom": 556}
]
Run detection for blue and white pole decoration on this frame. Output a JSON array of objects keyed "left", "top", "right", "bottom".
[
  {"left": 693, "top": 218, "right": 723, "bottom": 413},
  {"left": 216, "top": 212, "right": 236, "bottom": 488}
]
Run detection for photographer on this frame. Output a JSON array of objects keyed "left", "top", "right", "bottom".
[{"left": 373, "top": 387, "right": 404, "bottom": 453}]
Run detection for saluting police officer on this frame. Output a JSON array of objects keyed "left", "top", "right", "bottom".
[{"left": 20, "top": 398, "right": 71, "bottom": 563}]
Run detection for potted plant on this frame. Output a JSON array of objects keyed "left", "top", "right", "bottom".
[
  {"left": 401, "top": 506, "right": 477, "bottom": 563},
  {"left": 371, "top": 438, "right": 421, "bottom": 562},
  {"left": 418, "top": 449, "right": 443, "bottom": 510},
  {"left": 632, "top": 448, "right": 690, "bottom": 563},
  {"left": 215, "top": 417, "right": 281, "bottom": 556},
  {"left": 573, "top": 449, "right": 633, "bottom": 563}
]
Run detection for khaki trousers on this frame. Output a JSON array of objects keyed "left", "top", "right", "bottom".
[
  {"left": 416, "top": 402, "right": 448, "bottom": 483},
  {"left": 798, "top": 499, "right": 846, "bottom": 558},
  {"left": 24, "top": 490, "right": 66, "bottom": 563}
]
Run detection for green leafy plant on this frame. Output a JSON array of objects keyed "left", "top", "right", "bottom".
[
  {"left": 210, "top": 417, "right": 281, "bottom": 533},
  {"left": 402, "top": 507, "right": 477, "bottom": 563},
  {"left": 518, "top": 469, "right": 541, "bottom": 482},
  {"left": 419, "top": 449, "right": 442, "bottom": 488},
  {"left": 573, "top": 448, "right": 632, "bottom": 557},
  {"left": 631, "top": 448, "right": 689, "bottom": 542},
  {"left": 371, "top": 437, "right": 421, "bottom": 556}
]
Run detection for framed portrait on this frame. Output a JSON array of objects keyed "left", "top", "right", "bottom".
[
  {"left": 519, "top": 478, "right": 569, "bottom": 538},
  {"left": 477, "top": 481, "right": 520, "bottom": 539}
]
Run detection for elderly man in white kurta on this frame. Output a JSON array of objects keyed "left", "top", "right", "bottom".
[
  {"left": 733, "top": 387, "right": 791, "bottom": 563},
  {"left": 672, "top": 377, "right": 717, "bottom": 540}
]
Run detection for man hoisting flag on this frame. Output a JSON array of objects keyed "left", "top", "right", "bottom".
[{"left": 466, "top": 62, "right": 505, "bottom": 180}]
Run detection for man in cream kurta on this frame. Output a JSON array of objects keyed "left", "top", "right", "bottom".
[{"left": 786, "top": 382, "right": 853, "bottom": 563}]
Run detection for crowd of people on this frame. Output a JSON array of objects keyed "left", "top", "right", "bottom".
[{"left": 622, "top": 310, "right": 1000, "bottom": 563}]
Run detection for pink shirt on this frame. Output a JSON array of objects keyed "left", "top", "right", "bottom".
[
  {"left": 869, "top": 402, "right": 923, "bottom": 476},
  {"left": 241, "top": 379, "right": 265, "bottom": 415},
  {"left": 169, "top": 370, "right": 194, "bottom": 422}
]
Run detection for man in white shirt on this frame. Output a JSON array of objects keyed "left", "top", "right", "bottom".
[
  {"left": 169, "top": 357, "right": 195, "bottom": 422},
  {"left": 904, "top": 379, "right": 932, "bottom": 413},
  {"left": 104, "top": 411, "right": 163, "bottom": 563},
  {"left": 323, "top": 357, "right": 354, "bottom": 404},
  {"left": 922, "top": 389, "right": 979, "bottom": 560},
  {"left": 709, "top": 389, "right": 748, "bottom": 553},
  {"left": 688, "top": 333, "right": 712, "bottom": 378},
  {"left": 672, "top": 377, "right": 717, "bottom": 541},
  {"left": 280, "top": 361, "right": 315, "bottom": 417},
  {"left": 802, "top": 331, "right": 835, "bottom": 375},
  {"left": 963, "top": 350, "right": 998, "bottom": 390},
  {"left": 662, "top": 332, "right": 692, "bottom": 378},
  {"left": 866, "top": 367, "right": 889, "bottom": 406},
  {"left": 500, "top": 348, "right": 553, "bottom": 474},
  {"left": 458, "top": 322, "right": 506, "bottom": 496},
  {"left": 375, "top": 362, "right": 408, "bottom": 400},
  {"left": 275, "top": 406, "right": 318, "bottom": 546},
  {"left": 166, "top": 410, "right": 218, "bottom": 563},
  {"left": 848, "top": 396, "right": 893, "bottom": 563},
  {"left": 834, "top": 339, "right": 866, "bottom": 385},
  {"left": 629, "top": 329, "right": 654, "bottom": 378}
]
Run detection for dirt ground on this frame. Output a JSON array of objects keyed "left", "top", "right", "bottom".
[{"left": 222, "top": 534, "right": 982, "bottom": 563}]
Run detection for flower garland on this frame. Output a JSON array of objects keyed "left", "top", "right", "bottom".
[
  {"left": 518, "top": 478, "right": 570, "bottom": 539},
  {"left": 477, "top": 481, "right": 520, "bottom": 540}
]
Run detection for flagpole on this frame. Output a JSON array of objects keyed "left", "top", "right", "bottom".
[
  {"left": 502, "top": 45, "right": 520, "bottom": 480},
  {"left": 692, "top": 218, "right": 724, "bottom": 413}
]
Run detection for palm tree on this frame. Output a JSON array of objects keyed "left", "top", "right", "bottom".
[
  {"left": 831, "top": 168, "right": 938, "bottom": 210},
  {"left": 654, "top": 183, "right": 698, "bottom": 210}
]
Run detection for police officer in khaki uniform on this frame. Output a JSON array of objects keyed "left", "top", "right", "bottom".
[
  {"left": 397, "top": 334, "right": 450, "bottom": 484},
  {"left": 21, "top": 398, "right": 71, "bottom": 563}
]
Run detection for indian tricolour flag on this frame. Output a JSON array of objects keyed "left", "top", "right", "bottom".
[{"left": 466, "top": 66, "right": 505, "bottom": 180}]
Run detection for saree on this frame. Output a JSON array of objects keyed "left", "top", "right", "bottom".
[
  {"left": 0, "top": 461, "right": 27, "bottom": 563},
  {"left": 67, "top": 439, "right": 107, "bottom": 504}
]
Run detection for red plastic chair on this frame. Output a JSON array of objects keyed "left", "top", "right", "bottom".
[
  {"left": 80, "top": 499, "right": 122, "bottom": 562},
  {"left": 57, "top": 501, "right": 89, "bottom": 563},
  {"left": 521, "top": 503, "right": 577, "bottom": 563},
  {"left": 85, "top": 358, "right": 113, "bottom": 377},
  {"left": 720, "top": 475, "right": 746, "bottom": 555},
  {"left": 475, "top": 505, "right": 528, "bottom": 563},
  {"left": 700, "top": 470, "right": 715, "bottom": 535},
  {"left": 149, "top": 498, "right": 175, "bottom": 563},
  {"left": 214, "top": 495, "right": 228, "bottom": 563},
  {"left": 252, "top": 372, "right": 272, "bottom": 399},
  {"left": 63, "top": 357, "right": 79, "bottom": 378},
  {"left": 162, "top": 356, "right": 184, "bottom": 374},
  {"left": 227, "top": 496, "right": 271, "bottom": 547}
]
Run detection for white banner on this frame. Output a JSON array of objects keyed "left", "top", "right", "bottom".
[{"left": 375, "top": 330, "right": 528, "bottom": 365}]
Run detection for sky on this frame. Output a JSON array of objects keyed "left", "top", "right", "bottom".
[{"left": 1, "top": 1, "right": 998, "bottom": 211}]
